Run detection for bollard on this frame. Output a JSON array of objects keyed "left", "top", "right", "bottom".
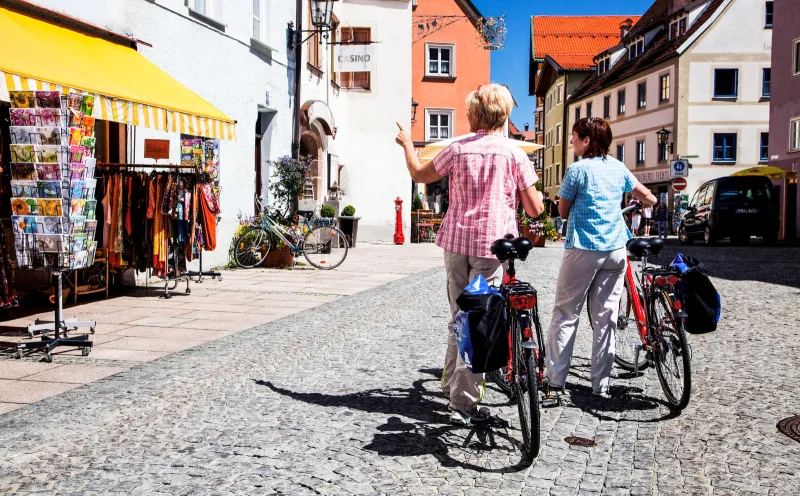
[{"left": 394, "top": 197, "right": 405, "bottom": 244}]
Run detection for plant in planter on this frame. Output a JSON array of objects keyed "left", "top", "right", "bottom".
[
  {"left": 412, "top": 195, "right": 423, "bottom": 212},
  {"left": 320, "top": 205, "right": 336, "bottom": 218},
  {"left": 268, "top": 155, "right": 312, "bottom": 217},
  {"left": 339, "top": 204, "right": 360, "bottom": 248}
]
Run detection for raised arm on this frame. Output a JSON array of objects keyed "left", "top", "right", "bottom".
[{"left": 395, "top": 122, "right": 443, "bottom": 183}]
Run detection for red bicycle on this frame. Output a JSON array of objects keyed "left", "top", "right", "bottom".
[
  {"left": 487, "top": 235, "right": 558, "bottom": 462},
  {"left": 615, "top": 205, "right": 692, "bottom": 409}
]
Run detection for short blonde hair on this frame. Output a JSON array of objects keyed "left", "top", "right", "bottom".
[{"left": 466, "top": 84, "right": 514, "bottom": 132}]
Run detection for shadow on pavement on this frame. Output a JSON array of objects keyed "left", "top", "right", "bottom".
[{"left": 256, "top": 369, "right": 532, "bottom": 472}]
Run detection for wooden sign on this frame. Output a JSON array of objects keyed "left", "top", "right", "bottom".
[{"left": 144, "top": 139, "right": 170, "bottom": 160}]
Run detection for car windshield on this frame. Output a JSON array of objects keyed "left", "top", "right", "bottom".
[{"left": 717, "top": 179, "right": 772, "bottom": 203}]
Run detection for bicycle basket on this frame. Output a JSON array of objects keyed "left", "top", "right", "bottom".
[{"left": 311, "top": 217, "right": 337, "bottom": 227}]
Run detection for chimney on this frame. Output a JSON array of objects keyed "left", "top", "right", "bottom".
[
  {"left": 620, "top": 19, "right": 633, "bottom": 42},
  {"left": 524, "top": 123, "right": 530, "bottom": 131}
]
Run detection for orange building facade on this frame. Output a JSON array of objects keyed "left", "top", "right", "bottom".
[{"left": 411, "top": 0, "right": 490, "bottom": 212}]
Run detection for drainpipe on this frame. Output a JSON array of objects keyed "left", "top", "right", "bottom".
[
  {"left": 291, "top": 0, "right": 303, "bottom": 159},
  {"left": 561, "top": 72, "right": 569, "bottom": 173}
]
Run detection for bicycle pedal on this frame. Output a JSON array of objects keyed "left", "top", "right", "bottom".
[{"left": 541, "top": 394, "right": 561, "bottom": 408}]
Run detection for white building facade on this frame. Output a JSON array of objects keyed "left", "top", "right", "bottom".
[{"left": 296, "top": 0, "right": 413, "bottom": 242}]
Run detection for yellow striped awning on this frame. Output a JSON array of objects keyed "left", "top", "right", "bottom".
[{"left": 0, "top": 7, "right": 236, "bottom": 141}]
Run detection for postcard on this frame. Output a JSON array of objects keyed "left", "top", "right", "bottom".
[
  {"left": 10, "top": 108, "right": 35, "bottom": 126},
  {"left": 37, "top": 199, "right": 63, "bottom": 217},
  {"left": 37, "top": 127, "right": 61, "bottom": 146},
  {"left": 70, "top": 250, "right": 88, "bottom": 269},
  {"left": 85, "top": 220, "right": 98, "bottom": 233},
  {"left": 36, "top": 163, "right": 62, "bottom": 181},
  {"left": 35, "top": 145, "right": 59, "bottom": 163},
  {"left": 34, "top": 91, "right": 61, "bottom": 109},
  {"left": 10, "top": 144, "right": 35, "bottom": 163},
  {"left": 69, "top": 145, "right": 86, "bottom": 163},
  {"left": 83, "top": 200, "right": 97, "bottom": 220},
  {"left": 37, "top": 234, "right": 65, "bottom": 253},
  {"left": 70, "top": 181, "right": 86, "bottom": 199},
  {"left": 67, "top": 93, "right": 83, "bottom": 112},
  {"left": 72, "top": 234, "right": 87, "bottom": 252},
  {"left": 80, "top": 136, "right": 96, "bottom": 151},
  {"left": 80, "top": 94, "right": 95, "bottom": 116},
  {"left": 9, "top": 91, "right": 35, "bottom": 109},
  {"left": 12, "top": 215, "right": 40, "bottom": 234},
  {"left": 70, "top": 110, "right": 84, "bottom": 127},
  {"left": 70, "top": 216, "right": 86, "bottom": 234},
  {"left": 10, "top": 198, "right": 37, "bottom": 216},
  {"left": 81, "top": 116, "right": 95, "bottom": 134},
  {"left": 35, "top": 108, "right": 58, "bottom": 127},
  {"left": 69, "top": 164, "right": 85, "bottom": 181},
  {"left": 70, "top": 199, "right": 86, "bottom": 216},
  {"left": 11, "top": 163, "right": 36, "bottom": 181},
  {"left": 40, "top": 216, "right": 63, "bottom": 235},
  {"left": 68, "top": 127, "right": 84, "bottom": 147},
  {"left": 11, "top": 180, "right": 37, "bottom": 197},
  {"left": 37, "top": 180, "right": 62, "bottom": 198},
  {"left": 9, "top": 126, "right": 35, "bottom": 144}
]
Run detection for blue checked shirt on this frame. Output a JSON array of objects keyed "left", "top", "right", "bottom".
[{"left": 558, "top": 156, "right": 639, "bottom": 252}]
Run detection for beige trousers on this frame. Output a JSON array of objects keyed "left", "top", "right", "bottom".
[
  {"left": 443, "top": 251, "right": 505, "bottom": 411},
  {"left": 544, "top": 247, "right": 627, "bottom": 394}
]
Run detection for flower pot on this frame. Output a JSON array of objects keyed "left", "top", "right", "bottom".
[
  {"left": 520, "top": 225, "right": 531, "bottom": 239},
  {"left": 338, "top": 216, "right": 360, "bottom": 248},
  {"left": 264, "top": 245, "right": 294, "bottom": 268},
  {"left": 531, "top": 234, "right": 546, "bottom": 247}
]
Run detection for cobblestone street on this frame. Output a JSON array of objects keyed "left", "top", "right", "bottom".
[{"left": 0, "top": 241, "right": 798, "bottom": 495}]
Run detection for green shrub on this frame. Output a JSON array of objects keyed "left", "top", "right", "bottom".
[
  {"left": 412, "top": 195, "right": 423, "bottom": 211},
  {"left": 320, "top": 205, "right": 336, "bottom": 218},
  {"left": 341, "top": 205, "right": 356, "bottom": 217}
]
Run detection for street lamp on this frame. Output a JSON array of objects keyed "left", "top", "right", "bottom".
[
  {"left": 411, "top": 99, "right": 418, "bottom": 122},
  {"left": 656, "top": 127, "right": 673, "bottom": 154},
  {"left": 287, "top": 0, "right": 335, "bottom": 51}
]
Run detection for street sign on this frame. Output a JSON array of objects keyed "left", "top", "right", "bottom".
[
  {"left": 670, "top": 159, "right": 689, "bottom": 178},
  {"left": 672, "top": 177, "right": 687, "bottom": 191}
]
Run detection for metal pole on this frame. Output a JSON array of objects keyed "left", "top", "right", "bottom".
[
  {"left": 291, "top": 0, "right": 303, "bottom": 159},
  {"left": 54, "top": 271, "right": 62, "bottom": 338}
]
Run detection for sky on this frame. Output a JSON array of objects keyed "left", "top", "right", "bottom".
[{"left": 470, "top": 0, "right": 655, "bottom": 126}]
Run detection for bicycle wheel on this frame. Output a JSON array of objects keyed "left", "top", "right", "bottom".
[
  {"left": 514, "top": 317, "right": 540, "bottom": 462},
  {"left": 614, "top": 279, "right": 649, "bottom": 371},
  {"left": 302, "top": 226, "right": 348, "bottom": 270},
  {"left": 488, "top": 368, "right": 513, "bottom": 398},
  {"left": 651, "top": 290, "right": 692, "bottom": 409},
  {"left": 234, "top": 227, "right": 271, "bottom": 268}
]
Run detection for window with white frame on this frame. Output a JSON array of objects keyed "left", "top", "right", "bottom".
[
  {"left": 557, "top": 84, "right": 564, "bottom": 103},
  {"left": 597, "top": 57, "right": 610, "bottom": 75},
  {"left": 636, "top": 140, "right": 646, "bottom": 165},
  {"left": 426, "top": 44, "right": 454, "bottom": 77},
  {"left": 791, "top": 118, "right": 800, "bottom": 152},
  {"left": 617, "top": 143, "right": 625, "bottom": 162},
  {"left": 794, "top": 39, "right": 800, "bottom": 76},
  {"left": 555, "top": 124, "right": 562, "bottom": 144},
  {"left": 628, "top": 38, "right": 644, "bottom": 60},
  {"left": 426, "top": 110, "right": 453, "bottom": 141},
  {"left": 252, "top": 0, "right": 269, "bottom": 42},
  {"left": 660, "top": 74, "right": 670, "bottom": 103},
  {"left": 188, "top": 0, "right": 221, "bottom": 19}
]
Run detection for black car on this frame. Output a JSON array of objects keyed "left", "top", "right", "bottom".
[{"left": 678, "top": 176, "right": 778, "bottom": 245}]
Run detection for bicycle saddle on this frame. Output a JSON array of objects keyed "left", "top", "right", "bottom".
[
  {"left": 491, "top": 236, "right": 533, "bottom": 262},
  {"left": 626, "top": 237, "right": 664, "bottom": 258}
]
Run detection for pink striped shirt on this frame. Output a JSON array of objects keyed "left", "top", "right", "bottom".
[{"left": 433, "top": 131, "right": 538, "bottom": 258}]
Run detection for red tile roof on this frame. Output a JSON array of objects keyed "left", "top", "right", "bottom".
[{"left": 532, "top": 16, "right": 641, "bottom": 70}]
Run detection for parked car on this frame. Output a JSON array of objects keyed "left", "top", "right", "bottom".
[{"left": 678, "top": 176, "right": 779, "bottom": 245}]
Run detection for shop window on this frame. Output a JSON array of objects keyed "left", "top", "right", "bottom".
[
  {"left": 660, "top": 74, "right": 670, "bottom": 103},
  {"left": 340, "top": 28, "right": 371, "bottom": 90},
  {"left": 637, "top": 81, "right": 646, "bottom": 109},
  {"left": 636, "top": 140, "right": 645, "bottom": 165},
  {"left": 426, "top": 44, "right": 454, "bottom": 77},
  {"left": 765, "top": 1, "right": 773, "bottom": 28},
  {"left": 760, "top": 133, "right": 769, "bottom": 161},
  {"left": 426, "top": 109, "right": 453, "bottom": 141},
  {"left": 713, "top": 133, "right": 737, "bottom": 162},
  {"left": 603, "top": 95, "right": 611, "bottom": 118},
  {"left": 618, "top": 89, "right": 626, "bottom": 115},
  {"left": 790, "top": 119, "right": 800, "bottom": 152},
  {"left": 762, "top": 68, "right": 771, "bottom": 97},
  {"left": 714, "top": 69, "right": 738, "bottom": 98},
  {"left": 617, "top": 143, "right": 625, "bottom": 162}
]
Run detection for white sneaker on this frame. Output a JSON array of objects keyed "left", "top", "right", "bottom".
[{"left": 449, "top": 406, "right": 490, "bottom": 425}]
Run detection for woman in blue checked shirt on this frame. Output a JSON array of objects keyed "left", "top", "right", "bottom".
[{"left": 544, "top": 118, "right": 656, "bottom": 398}]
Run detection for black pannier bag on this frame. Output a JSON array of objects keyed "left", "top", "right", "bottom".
[
  {"left": 671, "top": 254, "right": 721, "bottom": 334},
  {"left": 456, "top": 291, "right": 509, "bottom": 374}
]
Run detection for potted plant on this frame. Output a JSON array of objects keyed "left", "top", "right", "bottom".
[
  {"left": 269, "top": 155, "right": 312, "bottom": 217},
  {"left": 339, "top": 204, "right": 360, "bottom": 248},
  {"left": 527, "top": 219, "right": 547, "bottom": 247}
]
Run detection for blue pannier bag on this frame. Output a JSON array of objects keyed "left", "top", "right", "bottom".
[
  {"left": 670, "top": 254, "right": 721, "bottom": 334},
  {"left": 453, "top": 275, "right": 508, "bottom": 373}
]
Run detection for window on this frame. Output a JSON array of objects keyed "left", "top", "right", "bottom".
[
  {"left": 188, "top": 0, "right": 223, "bottom": 27},
  {"left": 670, "top": 22, "right": 678, "bottom": 40},
  {"left": 637, "top": 81, "right": 646, "bottom": 109},
  {"left": 557, "top": 84, "right": 564, "bottom": 103},
  {"left": 794, "top": 40, "right": 800, "bottom": 76},
  {"left": 714, "top": 69, "right": 739, "bottom": 98},
  {"left": 791, "top": 118, "right": 800, "bottom": 152},
  {"left": 618, "top": 89, "right": 626, "bottom": 115},
  {"left": 636, "top": 140, "right": 646, "bottom": 165},
  {"left": 307, "top": 2, "right": 321, "bottom": 68},
  {"left": 339, "top": 28, "right": 371, "bottom": 90},
  {"left": 252, "top": 0, "right": 268, "bottom": 42},
  {"left": 760, "top": 133, "right": 769, "bottom": 161},
  {"left": 660, "top": 74, "right": 670, "bottom": 103},
  {"left": 575, "top": 106, "right": 581, "bottom": 122},
  {"left": 329, "top": 15, "right": 339, "bottom": 84},
  {"left": 597, "top": 57, "right": 610, "bottom": 75},
  {"left": 679, "top": 17, "right": 686, "bottom": 35},
  {"left": 426, "top": 110, "right": 453, "bottom": 141},
  {"left": 690, "top": 186, "right": 705, "bottom": 209},
  {"left": 713, "top": 133, "right": 737, "bottom": 162},
  {"left": 762, "top": 68, "right": 771, "bottom": 97},
  {"left": 603, "top": 95, "right": 611, "bottom": 118},
  {"left": 555, "top": 164, "right": 561, "bottom": 184},
  {"left": 587, "top": 101, "right": 593, "bottom": 119},
  {"left": 765, "top": 1, "right": 773, "bottom": 28},
  {"left": 556, "top": 124, "right": 562, "bottom": 145},
  {"left": 629, "top": 38, "right": 644, "bottom": 60},
  {"left": 427, "top": 44, "right": 454, "bottom": 77},
  {"left": 658, "top": 141, "right": 668, "bottom": 163},
  {"left": 617, "top": 144, "right": 625, "bottom": 162}
]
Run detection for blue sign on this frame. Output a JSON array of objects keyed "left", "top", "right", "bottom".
[{"left": 670, "top": 160, "right": 689, "bottom": 178}]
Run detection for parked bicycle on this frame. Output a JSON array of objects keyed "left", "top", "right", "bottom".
[
  {"left": 233, "top": 200, "right": 348, "bottom": 270},
  {"left": 486, "top": 235, "right": 558, "bottom": 462},
  {"left": 614, "top": 205, "right": 692, "bottom": 409}
]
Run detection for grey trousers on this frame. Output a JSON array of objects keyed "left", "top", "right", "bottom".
[
  {"left": 443, "top": 251, "right": 504, "bottom": 411},
  {"left": 544, "top": 247, "right": 627, "bottom": 394}
]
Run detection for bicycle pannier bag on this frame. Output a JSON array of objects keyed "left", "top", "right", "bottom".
[
  {"left": 671, "top": 254, "right": 721, "bottom": 334},
  {"left": 454, "top": 275, "right": 508, "bottom": 373}
]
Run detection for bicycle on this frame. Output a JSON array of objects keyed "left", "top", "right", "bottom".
[
  {"left": 233, "top": 201, "right": 348, "bottom": 270},
  {"left": 486, "top": 235, "right": 557, "bottom": 462},
  {"left": 614, "top": 205, "right": 692, "bottom": 409}
]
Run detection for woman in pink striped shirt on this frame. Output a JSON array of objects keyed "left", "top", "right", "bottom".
[{"left": 396, "top": 84, "right": 544, "bottom": 425}]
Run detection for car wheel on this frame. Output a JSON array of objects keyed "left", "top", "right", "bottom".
[
  {"left": 678, "top": 224, "right": 692, "bottom": 245},
  {"left": 704, "top": 226, "right": 716, "bottom": 246}
]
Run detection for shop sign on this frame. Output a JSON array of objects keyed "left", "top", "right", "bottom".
[
  {"left": 633, "top": 169, "right": 670, "bottom": 184},
  {"left": 333, "top": 45, "right": 375, "bottom": 72},
  {"left": 144, "top": 139, "right": 170, "bottom": 160},
  {"left": 670, "top": 159, "right": 689, "bottom": 178}
]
